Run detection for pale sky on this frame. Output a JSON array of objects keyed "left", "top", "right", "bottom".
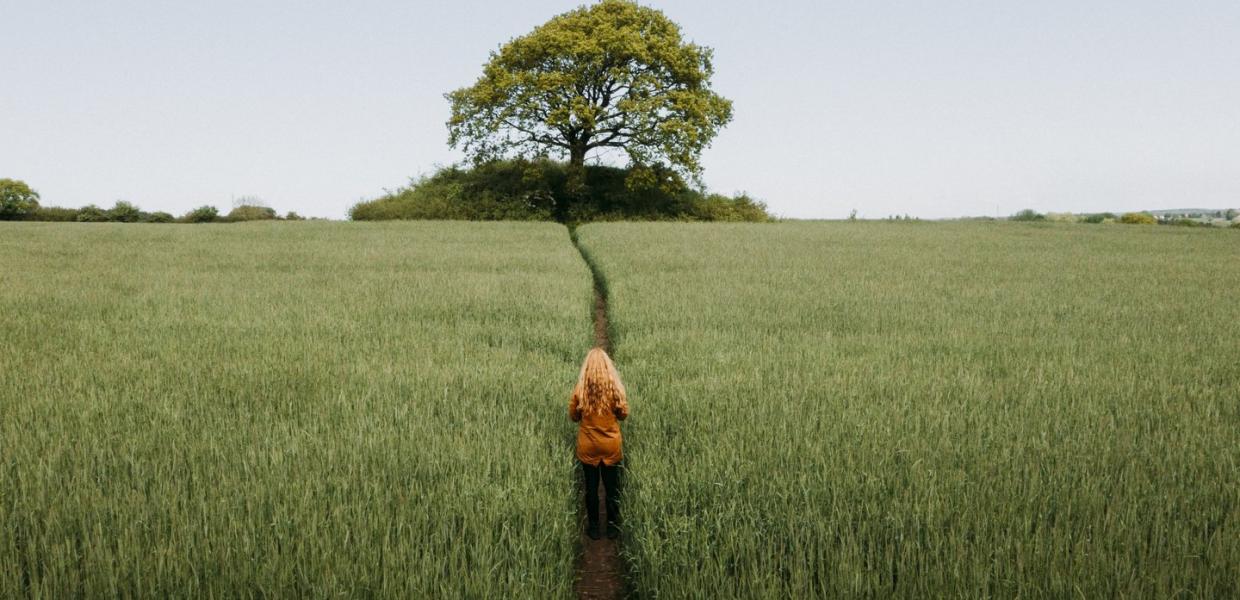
[{"left": 2, "top": 1, "right": 1238, "bottom": 219}]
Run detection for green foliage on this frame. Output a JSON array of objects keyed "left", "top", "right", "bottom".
[
  {"left": 75, "top": 205, "right": 109, "bottom": 222},
  {"left": 0, "top": 178, "right": 41, "bottom": 219},
  {"left": 284, "top": 211, "right": 305, "bottom": 221},
  {"left": 182, "top": 205, "right": 219, "bottom": 223},
  {"left": 1226, "top": 208, "right": 1238, "bottom": 220},
  {"left": 143, "top": 211, "right": 175, "bottom": 223},
  {"left": 226, "top": 205, "right": 278, "bottom": 222},
  {"left": 25, "top": 206, "right": 80, "bottom": 222},
  {"left": 1045, "top": 212, "right": 1080, "bottom": 222},
  {"left": 5, "top": 196, "right": 297, "bottom": 225},
  {"left": 107, "top": 200, "right": 142, "bottom": 223},
  {"left": 1081, "top": 212, "right": 1117, "bottom": 224},
  {"left": 350, "top": 161, "right": 554, "bottom": 222},
  {"left": 885, "top": 214, "right": 922, "bottom": 222},
  {"left": 0, "top": 223, "right": 586, "bottom": 596},
  {"left": 446, "top": 0, "right": 732, "bottom": 193},
  {"left": 577, "top": 222, "right": 1239, "bottom": 598},
  {"left": 1010, "top": 208, "right": 1046, "bottom": 222},
  {"left": 349, "top": 159, "right": 770, "bottom": 223},
  {"left": 1166, "top": 217, "right": 1209, "bottom": 227},
  {"left": 687, "top": 193, "right": 771, "bottom": 222},
  {"left": 18, "top": 201, "right": 176, "bottom": 224},
  {"left": 1120, "top": 211, "right": 1156, "bottom": 225}
]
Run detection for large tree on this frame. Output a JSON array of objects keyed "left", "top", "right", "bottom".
[
  {"left": 0, "top": 179, "right": 40, "bottom": 220},
  {"left": 446, "top": 0, "right": 732, "bottom": 181}
]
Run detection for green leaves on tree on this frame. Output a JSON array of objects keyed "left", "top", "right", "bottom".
[{"left": 446, "top": 0, "right": 733, "bottom": 183}]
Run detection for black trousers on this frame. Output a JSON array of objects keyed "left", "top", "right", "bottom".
[{"left": 582, "top": 461, "right": 621, "bottom": 528}]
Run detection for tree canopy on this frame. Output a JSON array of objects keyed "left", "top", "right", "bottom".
[
  {"left": 0, "top": 179, "right": 40, "bottom": 219},
  {"left": 446, "top": 0, "right": 732, "bottom": 181}
]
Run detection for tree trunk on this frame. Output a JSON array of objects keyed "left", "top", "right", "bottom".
[
  {"left": 558, "top": 144, "right": 589, "bottom": 223},
  {"left": 569, "top": 144, "right": 587, "bottom": 170}
]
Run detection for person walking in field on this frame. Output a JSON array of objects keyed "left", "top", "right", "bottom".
[{"left": 569, "top": 348, "right": 629, "bottom": 540}]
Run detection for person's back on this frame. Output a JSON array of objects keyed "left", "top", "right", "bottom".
[
  {"left": 571, "top": 389, "right": 628, "bottom": 466},
  {"left": 569, "top": 348, "right": 629, "bottom": 539}
]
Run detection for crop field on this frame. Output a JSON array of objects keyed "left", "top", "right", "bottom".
[
  {"left": 0, "top": 222, "right": 591, "bottom": 597},
  {"left": 3, "top": 220, "right": 1237, "bottom": 598},
  {"left": 577, "top": 221, "right": 1239, "bottom": 598}
]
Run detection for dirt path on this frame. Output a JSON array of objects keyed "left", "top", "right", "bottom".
[
  {"left": 575, "top": 482, "right": 624, "bottom": 599},
  {"left": 592, "top": 278, "right": 610, "bottom": 353},
  {"left": 569, "top": 227, "right": 625, "bottom": 599}
]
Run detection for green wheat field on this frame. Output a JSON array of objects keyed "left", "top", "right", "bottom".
[
  {"left": 3, "top": 220, "right": 1238, "bottom": 598},
  {"left": 1, "top": 222, "right": 590, "bottom": 597}
]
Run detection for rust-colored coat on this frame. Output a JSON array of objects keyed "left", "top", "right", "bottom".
[{"left": 569, "top": 393, "right": 629, "bottom": 466}]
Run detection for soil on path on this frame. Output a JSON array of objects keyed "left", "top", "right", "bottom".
[
  {"left": 592, "top": 283, "right": 610, "bottom": 353},
  {"left": 574, "top": 479, "right": 625, "bottom": 599},
  {"left": 570, "top": 228, "right": 625, "bottom": 599}
]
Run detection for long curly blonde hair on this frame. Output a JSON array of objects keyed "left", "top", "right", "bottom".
[{"left": 572, "top": 347, "right": 627, "bottom": 416}]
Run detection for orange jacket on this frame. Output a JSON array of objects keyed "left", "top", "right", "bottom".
[{"left": 569, "top": 393, "right": 629, "bottom": 466}]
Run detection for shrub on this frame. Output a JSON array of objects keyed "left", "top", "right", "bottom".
[
  {"left": 285, "top": 211, "right": 305, "bottom": 221},
  {"left": 1120, "top": 212, "right": 1156, "bottom": 225},
  {"left": 226, "top": 205, "right": 278, "bottom": 222},
  {"left": 0, "top": 178, "right": 40, "bottom": 220},
  {"left": 143, "top": 211, "right": 175, "bottom": 223},
  {"left": 350, "top": 159, "right": 771, "bottom": 223},
  {"left": 24, "top": 206, "right": 80, "bottom": 221},
  {"left": 1081, "top": 212, "right": 1117, "bottom": 224},
  {"left": 76, "top": 205, "right": 109, "bottom": 222},
  {"left": 1010, "top": 209, "right": 1046, "bottom": 222},
  {"left": 687, "top": 193, "right": 772, "bottom": 222},
  {"left": 108, "top": 201, "right": 142, "bottom": 223},
  {"left": 182, "top": 205, "right": 219, "bottom": 223},
  {"left": 1166, "top": 218, "right": 1208, "bottom": 228},
  {"left": 884, "top": 214, "right": 925, "bottom": 223}
]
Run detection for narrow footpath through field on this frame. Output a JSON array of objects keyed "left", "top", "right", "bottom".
[{"left": 569, "top": 227, "right": 625, "bottom": 600}]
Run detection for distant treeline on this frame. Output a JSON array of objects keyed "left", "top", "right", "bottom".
[
  {"left": 1, "top": 179, "right": 304, "bottom": 223},
  {"left": 349, "top": 159, "right": 772, "bottom": 223},
  {"left": 11, "top": 202, "right": 304, "bottom": 224},
  {"left": 1010, "top": 208, "right": 1240, "bottom": 228}
]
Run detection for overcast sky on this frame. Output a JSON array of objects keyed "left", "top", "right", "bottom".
[{"left": 3, "top": 0, "right": 1238, "bottom": 219}]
